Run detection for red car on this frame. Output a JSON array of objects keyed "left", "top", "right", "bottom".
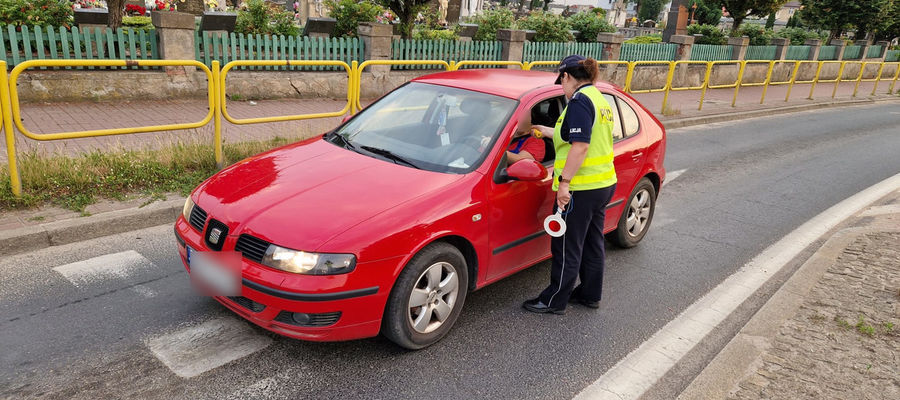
[{"left": 174, "top": 69, "right": 666, "bottom": 349}]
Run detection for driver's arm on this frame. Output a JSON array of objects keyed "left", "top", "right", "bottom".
[{"left": 507, "top": 150, "right": 535, "bottom": 163}]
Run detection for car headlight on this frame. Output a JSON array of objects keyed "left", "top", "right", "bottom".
[
  {"left": 182, "top": 196, "right": 195, "bottom": 221},
  {"left": 261, "top": 244, "right": 356, "bottom": 275}
]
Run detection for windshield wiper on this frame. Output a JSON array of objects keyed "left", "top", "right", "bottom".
[
  {"left": 359, "top": 145, "right": 420, "bottom": 169},
  {"left": 327, "top": 132, "right": 357, "bottom": 151}
]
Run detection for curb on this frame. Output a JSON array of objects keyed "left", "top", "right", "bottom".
[
  {"left": 677, "top": 197, "right": 900, "bottom": 399},
  {"left": 661, "top": 97, "right": 895, "bottom": 130},
  {"left": 0, "top": 197, "right": 184, "bottom": 258}
]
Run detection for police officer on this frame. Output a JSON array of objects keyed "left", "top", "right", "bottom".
[{"left": 523, "top": 55, "right": 617, "bottom": 315}]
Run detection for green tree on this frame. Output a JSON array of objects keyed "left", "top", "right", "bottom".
[
  {"left": 689, "top": 0, "right": 724, "bottom": 26},
  {"left": 376, "top": 0, "right": 431, "bottom": 39},
  {"left": 765, "top": 12, "right": 776, "bottom": 29},
  {"left": 878, "top": 1, "right": 900, "bottom": 41},
  {"left": 800, "top": 0, "right": 893, "bottom": 41},
  {"left": 637, "top": 0, "right": 667, "bottom": 22},
  {"left": 720, "top": 0, "right": 789, "bottom": 33}
]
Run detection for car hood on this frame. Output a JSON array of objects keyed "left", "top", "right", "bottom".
[{"left": 196, "top": 138, "right": 466, "bottom": 252}]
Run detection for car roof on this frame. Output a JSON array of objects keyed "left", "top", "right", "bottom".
[{"left": 411, "top": 69, "right": 621, "bottom": 99}]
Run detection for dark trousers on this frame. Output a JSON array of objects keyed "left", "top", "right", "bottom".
[{"left": 538, "top": 184, "right": 616, "bottom": 310}]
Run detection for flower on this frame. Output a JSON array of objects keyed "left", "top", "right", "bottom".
[{"left": 154, "top": 0, "right": 185, "bottom": 11}]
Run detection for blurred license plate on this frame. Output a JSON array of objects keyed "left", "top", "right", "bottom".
[{"left": 189, "top": 250, "right": 240, "bottom": 297}]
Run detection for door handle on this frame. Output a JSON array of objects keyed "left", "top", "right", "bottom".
[{"left": 631, "top": 152, "right": 643, "bottom": 160}]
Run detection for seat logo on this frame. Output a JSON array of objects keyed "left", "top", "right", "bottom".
[{"left": 208, "top": 228, "right": 223, "bottom": 245}]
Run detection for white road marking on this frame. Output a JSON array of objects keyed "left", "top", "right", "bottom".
[
  {"left": 146, "top": 316, "right": 273, "bottom": 378},
  {"left": 662, "top": 169, "right": 687, "bottom": 187},
  {"left": 52, "top": 250, "right": 153, "bottom": 287},
  {"left": 575, "top": 172, "right": 900, "bottom": 400},
  {"left": 131, "top": 284, "right": 157, "bottom": 298}
]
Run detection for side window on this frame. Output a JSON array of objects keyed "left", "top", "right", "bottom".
[
  {"left": 617, "top": 97, "right": 641, "bottom": 137},
  {"left": 602, "top": 94, "right": 624, "bottom": 141}
]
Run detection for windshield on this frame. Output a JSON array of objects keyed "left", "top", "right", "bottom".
[{"left": 329, "top": 82, "right": 518, "bottom": 173}]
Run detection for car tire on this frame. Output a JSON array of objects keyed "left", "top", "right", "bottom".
[
  {"left": 382, "top": 242, "right": 468, "bottom": 350},
  {"left": 608, "top": 177, "right": 657, "bottom": 248}
]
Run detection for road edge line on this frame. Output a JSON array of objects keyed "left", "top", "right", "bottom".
[{"left": 573, "top": 172, "right": 900, "bottom": 400}]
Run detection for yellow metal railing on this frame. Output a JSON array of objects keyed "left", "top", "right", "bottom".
[
  {"left": 353, "top": 60, "right": 452, "bottom": 111},
  {"left": 4, "top": 58, "right": 900, "bottom": 198},
  {"left": 219, "top": 60, "right": 354, "bottom": 125},
  {"left": 700, "top": 61, "right": 743, "bottom": 110},
  {"left": 663, "top": 61, "right": 711, "bottom": 113}
]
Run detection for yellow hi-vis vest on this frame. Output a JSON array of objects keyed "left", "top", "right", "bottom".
[{"left": 552, "top": 85, "right": 617, "bottom": 192}]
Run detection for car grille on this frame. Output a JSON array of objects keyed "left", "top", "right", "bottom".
[
  {"left": 235, "top": 234, "right": 270, "bottom": 263},
  {"left": 189, "top": 205, "right": 207, "bottom": 231},
  {"left": 274, "top": 311, "right": 342, "bottom": 327},
  {"left": 227, "top": 296, "right": 266, "bottom": 313}
]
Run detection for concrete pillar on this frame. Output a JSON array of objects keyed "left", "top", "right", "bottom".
[
  {"left": 830, "top": 38, "right": 846, "bottom": 61},
  {"left": 855, "top": 40, "right": 870, "bottom": 61},
  {"left": 670, "top": 34, "right": 695, "bottom": 61},
  {"left": 151, "top": 11, "right": 197, "bottom": 74},
  {"left": 805, "top": 39, "right": 821, "bottom": 61},
  {"left": 598, "top": 33, "right": 625, "bottom": 61},
  {"left": 729, "top": 36, "right": 750, "bottom": 61},
  {"left": 358, "top": 22, "right": 393, "bottom": 75},
  {"left": 875, "top": 41, "right": 890, "bottom": 59},
  {"left": 498, "top": 29, "right": 526, "bottom": 67},
  {"left": 772, "top": 37, "right": 789, "bottom": 61}
]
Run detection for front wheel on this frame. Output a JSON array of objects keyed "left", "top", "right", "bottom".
[
  {"left": 382, "top": 243, "right": 468, "bottom": 350},
  {"left": 608, "top": 178, "right": 657, "bottom": 248}
]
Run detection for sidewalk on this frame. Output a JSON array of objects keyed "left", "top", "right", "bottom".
[{"left": 679, "top": 189, "right": 900, "bottom": 399}]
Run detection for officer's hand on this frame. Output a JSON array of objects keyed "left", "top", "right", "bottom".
[{"left": 557, "top": 183, "right": 571, "bottom": 210}]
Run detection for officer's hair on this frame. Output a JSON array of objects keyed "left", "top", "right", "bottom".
[{"left": 568, "top": 58, "right": 600, "bottom": 83}]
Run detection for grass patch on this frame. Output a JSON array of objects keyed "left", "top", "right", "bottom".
[
  {"left": 1, "top": 136, "right": 298, "bottom": 213},
  {"left": 855, "top": 315, "right": 875, "bottom": 337},
  {"left": 835, "top": 316, "right": 852, "bottom": 329},
  {"left": 662, "top": 103, "right": 682, "bottom": 117}
]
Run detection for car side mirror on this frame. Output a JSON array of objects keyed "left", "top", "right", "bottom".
[{"left": 506, "top": 159, "right": 548, "bottom": 181}]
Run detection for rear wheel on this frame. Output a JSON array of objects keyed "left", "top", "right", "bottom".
[
  {"left": 382, "top": 243, "right": 468, "bottom": 350},
  {"left": 609, "top": 178, "right": 657, "bottom": 248}
]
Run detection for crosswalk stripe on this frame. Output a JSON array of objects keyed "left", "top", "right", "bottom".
[
  {"left": 146, "top": 316, "right": 273, "bottom": 378},
  {"left": 52, "top": 250, "right": 154, "bottom": 287}
]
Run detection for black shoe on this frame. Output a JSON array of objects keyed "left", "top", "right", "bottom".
[
  {"left": 569, "top": 296, "right": 600, "bottom": 309},
  {"left": 522, "top": 299, "right": 566, "bottom": 315}
]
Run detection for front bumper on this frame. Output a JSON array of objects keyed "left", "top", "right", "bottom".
[{"left": 174, "top": 217, "right": 397, "bottom": 342}]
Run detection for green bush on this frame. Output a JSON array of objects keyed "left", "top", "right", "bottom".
[
  {"left": 122, "top": 16, "right": 153, "bottom": 32},
  {"left": 625, "top": 34, "right": 662, "bottom": 44},
  {"left": 464, "top": 8, "right": 514, "bottom": 41},
  {"left": 687, "top": 24, "right": 727, "bottom": 45},
  {"left": 736, "top": 25, "right": 774, "bottom": 46},
  {"left": 324, "top": 0, "right": 382, "bottom": 38},
  {"left": 516, "top": 11, "right": 572, "bottom": 42},
  {"left": 235, "top": 0, "right": 300, "bottom": 37},
  {"left": 413, "top": 27, "right": 458, "bottom": 41},
  {"left": 567, "top": 11, "right": 615, "bottom": 43},
  {"left": 773, "top": 27, "right": 827, "bottom": 45},
  {"left": 0, "top": 0, "right": 73, "bottom": 27}
]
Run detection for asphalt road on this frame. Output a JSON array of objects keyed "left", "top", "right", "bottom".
[{"left": 2, "top": 102, "right": 899, "bottom": 400}]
